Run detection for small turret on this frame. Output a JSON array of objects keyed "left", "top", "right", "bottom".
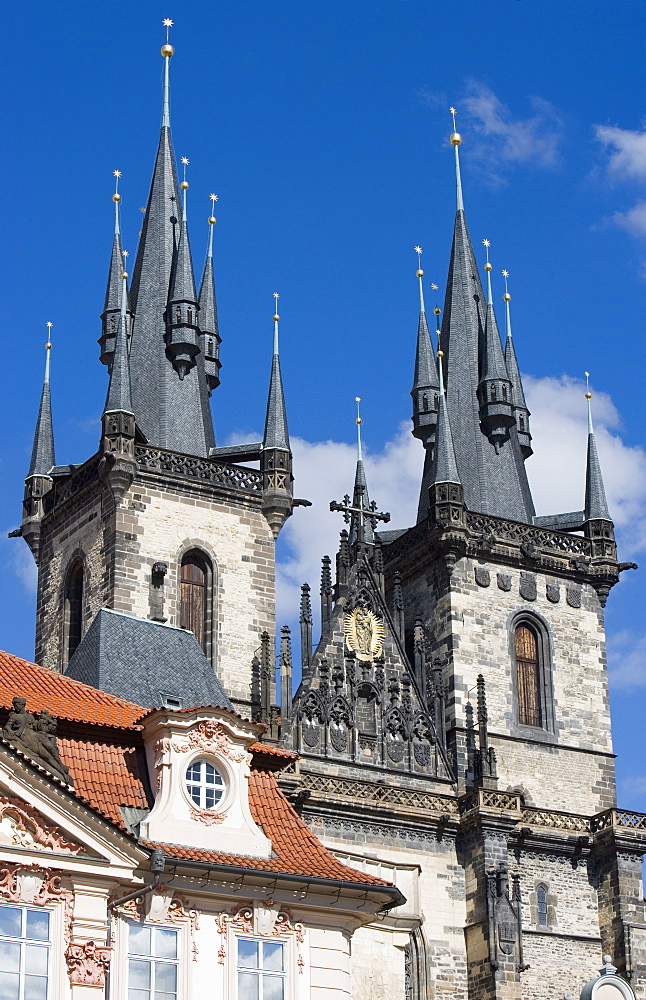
[
  {"left": 477, "top": 241, "right": 514, "bottom": 453},
  {"left": 165, "top": 159, "right": 200, "bottom": 379},
  {"left": 99, "top": 171, "right": 131, "bottom": 368},
  {"left": 502, "top": 270, "right": 532, "bottom": 458},
  {"left": 22, "top": 327, "right": 56, "bottom": 560},
  {"left": 261, "top": 295, "right": 293, "bottom": 538},
  {"left": 429, "top": 346, "right": 465, "bottom": 529},
  {"left": 99, "top": 252, "right": 136, "bottom": 501},
  {"left": 583, "top": 379, "right": 617, "bottom": 579},
  {"left": 411, "top": 246, "right": 439, "bottom": 447},
  {"left": 198, "top": 194, "right": 222, "bottom": 393}
]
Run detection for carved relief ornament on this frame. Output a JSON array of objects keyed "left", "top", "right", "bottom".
[
  {"left": 66, "top": 940, "right": 112, "bottom": 988},
  {"left": 344, "top": 607, "right": 385, "bottom": 661},
  {"left": 0, "top": 862, "right": 74, "bottom": 939},
  {"left": 0, "top": 796, "right": 83, "bottom": 854},
  {"left": 111, "top": 887, "right": 199, "bottom": 961},
  {"left": 216, "top": 902, "right": 305, "bottom": 971},
  {"left": 171, "top": 721, "right": 250, "bottom": 764}
]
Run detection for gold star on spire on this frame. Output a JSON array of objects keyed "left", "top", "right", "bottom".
[
  {"left": 414, "top": 245, "right": 422, "bottom": 254},
  {"left": 482, "top": 238, "right": 491, "bottom": 249},
  {"left": 113, "top": 170, "right": 121, "bottom": 178},
  {"left": 163, "top": 17, "right": 173, "bottom": 42},
  {"left": 46, "top": 321, "right": 53, "bottom": 328},
  {"left": 431, "top": 283, "right": 438, "bottom": 290},
  {"left": 210, "top": 193, "right": 218, "bottom": 202},
  {"left": 449, "top": 106, "right": 457, "bottom": 130},
  {"left": 502, "top": 269, "right": 509, "bottom": 278},
  {"left": 139, "top": 207, "right": 146, "bottom": 213},
  {"left": 122, "top": 250, "right": 129, "bottom": 257},
  {"left": 181, "top": 156, "right": 190, "bottom": 165}
]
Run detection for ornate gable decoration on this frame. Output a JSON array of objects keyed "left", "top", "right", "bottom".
[
  {"left": 2, "top": 697, "right": 73, "bottom": 786},
  {"left": 171, "top": 720, "right": 250, "bottom": 764},
  {"left": 344, "top": 607, "right": 385, "bottom": 661},
  {"left": 0, "top": 797, "right": 83, "bottom": 855}
]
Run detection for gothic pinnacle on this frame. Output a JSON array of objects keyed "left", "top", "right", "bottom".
[{"left": 584, "top": 375, "right": 611, "bottom": 522}]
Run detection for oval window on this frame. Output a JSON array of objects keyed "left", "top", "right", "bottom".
[{"left": 185, "top": 760, "right": 225, "bottom": 810}]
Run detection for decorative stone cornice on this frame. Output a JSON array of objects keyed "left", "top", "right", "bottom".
[{"left": 0, "top": 796, "right": 83, "bottom": 854}]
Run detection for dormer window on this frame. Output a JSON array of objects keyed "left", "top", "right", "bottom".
[{"left": 185, "top": 759, "right": 225, "bottom": 810}]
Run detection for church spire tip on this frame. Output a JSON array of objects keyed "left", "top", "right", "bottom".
[
  {"left": 27, "top": 324, "right": 56, "bottom": 480},
  {"left": 161, "top": 19, "right": 174, "bottom": 128},
  {"left": 584, "top": 375, "right": 611, "bottom": 522},
  {"left": 450, "top": 107, "right": 464, "bottom": 212}
]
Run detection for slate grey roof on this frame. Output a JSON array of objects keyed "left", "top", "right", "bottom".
[
  {"left": 263, "top": 323, "right": 289, "bottom": 452},
  {"left": 28, "top": 349, "right": 55, "bottom": 478},
  {"left": 585, "top": 412, "right": 610, "bottom": 521},
  {"left": 481, "top": 298, "right": 510, "bottom": 384},
  {"left": 503, "top": 301, "right": 527, "bottom": 410},
  {"left": 104, "top": 276, "right": 133, "bottom": 415},
  {"left": 65, "top": 608, "right": 232, "bottom": 712},
  {"left": 434, "top": 206, "right": 535, "bottom": 523},
  {"left": 348, "top": 456, "right": 375, "bottom": 546},
  {"left": 103, "top": 226, "right": 126, "bottom": 316},
  {"left": 431, "top": 361, "right": 461, "bottom": 488},
  {"left": 168, "top": 214, "right": 197, "bottom": 305},
  {"left": 411, "top": 309, "right": 438, "bottom": 393},
  {"left": 198, "top": 249, "right": 219, "bottom": 340},
  {"left": 127, "top": 94, "right": 215, "bottom": 456}
]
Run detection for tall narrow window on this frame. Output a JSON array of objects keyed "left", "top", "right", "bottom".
[
  {"left": 237, "top": 938, "right": 286, "bottom": 1000},
  {"left": 516, "top": 624, "right": 541, "bottom": 727},
  {"left": 536, "top": 885, "right": 548, "bottom": 927},
  {"left": 0, "top": 904, "right": 50, "bottom": 999},
  {"left": 64, "top": 560, "right": 84, "bottom": 663},
  {"left": 128, "top": 923, "right": 178, "bottom": 1000},
  {"left": 180, "top": 551, "right": 211, "bottom": 653}
]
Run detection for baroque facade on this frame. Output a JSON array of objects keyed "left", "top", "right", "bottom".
[{"left": 7, "top": 27, "right": 646, "bottom": 1000}]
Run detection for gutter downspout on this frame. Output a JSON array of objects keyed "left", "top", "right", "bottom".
[{"left": 104, "top": 848, "right": 166, "bottom": 999}]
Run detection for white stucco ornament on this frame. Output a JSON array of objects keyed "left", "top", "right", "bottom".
[{"left": 580, "top": 957, "right": 636, "bottom": 1000}]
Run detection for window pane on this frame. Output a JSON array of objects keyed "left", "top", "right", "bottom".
[
  {"left": 0, "top": 910, "right": 21, "bottom": 939},
  {"left": 129, "top": 959, "right": 151, "bottom": 989},
  {"left": 0, "top": 943, "right": 20, "bottom": 974},
  {"left": 0, "top": 972, "right": 19, "bottom": 1000},
  {"left": 128, "top": 991, "right": 149, "bottom": 1000},
  {"left": 238, "top": 972, "right": 259, "bottom": 1000},
  {"left": 24, "top": 976, "right": 47, "bottom": 1000},
  {"left": 153, "top": 929, "right": 177, "bottom": 961},
  {"left": 25, "top": 946, "right": 48, "bottom": 977},
  {"left": 25, "top": 912, "right": 49, "bottom": 943},
  {"left": 154, "top": 993, "right": 177, "bottom": 1000},
  {"left": 129, "top": 924, "right": 152, "bottom": 957},
  {"left": 262, "top": 942, "right": 284, "bottom": 973},
  {"left": 238, "top": 940, "right": 259, "bottom": 969},
  {"left": 263, "top": 975, "right": 285, "bottom": 1000},
  {"left": 154, "top": 961, "right": 177, "bottom": 991}
]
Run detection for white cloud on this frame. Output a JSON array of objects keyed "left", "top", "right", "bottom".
[
  {"left": 595, "top": 124, "right": 646, "bottom": 182},
  {"left": 606, "top": 630, "right": 646, "bottom": 690},
  {"left": 1, "top": 533, "right": 37, "bottom": 596},
  {"left": 463, "top": 82, "right": 563, "bottom": 171},
  {"left": 610, "top": 200, "right": 646, "bottom": 238}
]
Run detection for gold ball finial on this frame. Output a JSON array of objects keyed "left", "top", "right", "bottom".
[
  {"left": 161, "top": 43, "right": 174, "bottom": 57},
  {"left": 416, "top": 268, "right": 424, "bottom": 278},
  {"left": 484, "top": 262, "right": 492, "bottom": 272},
  {"left": 45, "top": 342, "right": 52, "bottom": 350},
  {"left": 585, "top": 392, "right": 592, "bottom": 400},
  {"left": 433, "top": 307, "right": 441, "bottom": 316},
  {"left": 450, "top": 132, "right": 462, "bottom": 146},
  {"left": 121, "top": 271, "right": 129, "bottom": 279},
  {"left": 503, "top": 292, "right": 511, "bottom": 302},
  {"left": 273, "top": 314, "right": 280, "bottom": 322},
  {"left": 437, "top": 349, "right": 444, "bottom": 358},
  {"left": 180, "top": 180, "right": 189, "bottom": 190},
  {"left": 208, "top": 216, "right": 217, "bottom": 225},
  {"left": 112, "top": 192, "right": 121, "bottom": 203}
]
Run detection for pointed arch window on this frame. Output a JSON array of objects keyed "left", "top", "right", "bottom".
[
  {"left": 180, "top": 550, "right": 213, "bottom": 656},
  {"left": 64, "top": 559, "right": 84, "bottom": 664},
  {"left": 536, "top": 884, "right": 548, "bottom": 927},
  {"left": 515, "top": 624, "right": 541, "bottom": 727}
]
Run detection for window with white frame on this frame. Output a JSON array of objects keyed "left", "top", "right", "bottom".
[
  {"left": 127, "top": 922, "right": 179, "bottom": 1000},
  {"left": 0, "top": 903, "right": 50, "bottom": 1000},
  {"left": 237, "top": 938, "right": 286, "bottom": 1000},
  {"left": 185, "top": 759, "right": 225, "bottom": 810}
]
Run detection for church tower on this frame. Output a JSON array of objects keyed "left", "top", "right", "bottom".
[
  {"left": 279, "top": 115, "right": 646, "bottom": 1000},
  {"left": 18, "top": 35, "right": 294, "bottom": 715}
]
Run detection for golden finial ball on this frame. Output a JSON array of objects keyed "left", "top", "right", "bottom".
[
  {"left": 45, "top": 342, "right": 52, "bottom": 350},
  {"left": 273, "top": 314, "right": 280, "bottom": 322},
  {"left": 356, "top": 417, "right": 362, "bottom": 425},
  {"left": 503, "top": 292, "right": 511, "bottom": 302},
  {"left": 112, "top": 193, "right": 121, "bottom": 203},
  {"left": 121, "top": 271, "right": 129, "bottom": 279},
  {"left": 208, "top": 216, "right": 217, "bottom": 225},
  {"left": 433, "top": 307, "right": 441, "bottom": 316},
  {"left": 585, "top": 392, "right": 592, "bottom": 400},
  {"left": 161, "top": 44, "right": 174, "bottom": 57},
  {"left": 450, "top": 132, "right": 462, "bottom": 146},
  {"left": 484, "top": 262, "right": 492, "bottom": 272},
  {"left": 416, "top": 268, "right": 424, "bottom": 278},
  {"left": 180, "top": 180, "right": 189, "bottom": 190},
  {"left": 437, "top": 350, "right": 444, "bottom": 358}
]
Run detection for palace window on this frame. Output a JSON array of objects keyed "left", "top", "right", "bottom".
[
  {"left": 0, "top": 904, "right": 50, "bottom": 1000},
  {"left": 64, "top": 559, "right": 84, "bottom": 664},
  {"left": 127, "top": 923, "right": 178, "bottom": 1000},
  {"left": 515, "top": 624, "right": 542, "bottom": 727},
  {"left": 237, "top": 938, "right": 286, "bottom": 1000},
  {"left": 180, "top": 550, "right": 213, "bottom": 655},
  {"left": 185, "top": 759, "right": 225, "bottom": 810}
]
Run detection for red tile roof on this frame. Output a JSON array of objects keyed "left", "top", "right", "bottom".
[
  {"left": 143, "top": 770, "right": 391, "bottom": 887},
  {"left": 57, "top": 738, "right": 150, "bottom": 832},
  {"left": 0, "top": 651, "right": 144, "bottom": 728}
]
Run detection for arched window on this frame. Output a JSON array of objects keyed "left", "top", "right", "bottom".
[
  {"left": 536, "top": 884, "right": 548, "bottom": 927},
  {"left": 64, "top": 560, "right": 84, "bottom": 664},
  {"left": 180, "top": 550, "right": 212, "bottom": 655},
  {"left": 356, "top": 684, "right": 377, "bottom": 734},
  {"left": 515, "top": 624, "right": 541, "bottom": 727}
]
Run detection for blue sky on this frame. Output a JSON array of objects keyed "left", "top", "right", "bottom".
[{"left": 3, "top": 1, "right": 646, "bottom": 806}]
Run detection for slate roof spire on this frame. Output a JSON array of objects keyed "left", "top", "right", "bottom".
[
  {"left": 104, "top": 254, "right": 133, "bottom": 416},
  {"left": 127, "top": 33, "right": 215, "bottom": 456},
  {"left": 198, "top": 195, "right": 221, "bottom": 392},
  {"left": 431, "top": 348, "right": 460, "bottom": 487},
  {"left": 502, "top": 271, "right": 532, "bottom": 458},
  {"left": 584, "top": 379, "right": 610, "bottom": 521},
  {"left": 411, "top": 246, "right": 439, "bottom": 450},
  {"left": 433, "top": 111, "right": 535, "bottom": 522},
  {"left": 349, "top": 397, "right": 375, "bottom": 546},
  {"left": 261, "top": 296, "right": 293, "bottom": 538},
  {"left": 28, "top": 327, "right": 55, "bottom": 479},
  {"left": 477, "top": 241, "right": 514, "bottom": 452},
  {"left": 99, "top": 172, "right": 129, "bottom": 367}
]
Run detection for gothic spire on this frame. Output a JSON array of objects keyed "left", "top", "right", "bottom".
[
  {"left": 127, "top": 31, "right": 215, "bottom": 456},
  {"left": 502, "top": 271, "right": 532, "bottom": 458},
  {"left": 437, "top": 111, "right": 534, "bottom": 522},
  {"left": 411, "top": 246, "right": 439, "bottom": 449},
  {"left": 198, "top": 195, "right": 221, "bottom": 392},
  {"left": 349, "top": 397, "right": 374, "bottom": 545},
  {"left": 99, "top": 171, "right": 128, "bottom": 367},
  {"left": 477, "top": 241, "right": 514, "bottom": 453},
  {"left": 431, "top": 348, "right": 460, "bottom": 487},
  {"left": 104, "top": 254, "right": 133, "bottom": 416},
  {"left": 28, "top": 327, "right": 55, "bottom": 479},
  {"left": 584, "top": 380, "right": 610, "bottom": 521},
  {"left": 261, "top": 295, "right": 293, "bottom": 538}
]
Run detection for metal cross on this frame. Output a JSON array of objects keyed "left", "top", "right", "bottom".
[{"left": 329, "top": 488, "right": 390, "bottom": 533}]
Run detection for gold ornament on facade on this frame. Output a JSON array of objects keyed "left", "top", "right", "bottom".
[{"left": 344, "top": 607, "right": 385, "bottom": 661}]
